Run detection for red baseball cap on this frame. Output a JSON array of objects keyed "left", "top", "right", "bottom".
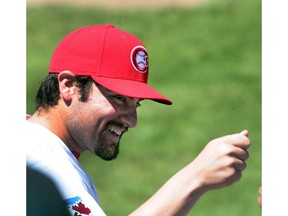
[{"left": 49, "top": 24, "right": 172, "bottom": 105}]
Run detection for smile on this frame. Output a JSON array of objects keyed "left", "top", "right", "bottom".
[{"left": 108, "top": 125, "right": 126, "bottom": 136}]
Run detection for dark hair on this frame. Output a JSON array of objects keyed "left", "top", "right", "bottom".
[{"left": 35, "top": 74, "right": 94, "bottom": 111}]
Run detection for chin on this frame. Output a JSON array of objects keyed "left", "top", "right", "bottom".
[
  {"left": 95, "top": 143, "right": 120, "bottom": 161},
  {"left": 97, "top": 151, "right": 119, "bottom": 161}
]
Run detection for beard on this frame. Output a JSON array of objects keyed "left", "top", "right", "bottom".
[
  {"left": 95, "top": 139, "right": 120, "bottom": 161},
  {"left": 94, "top": 123, "right": 126, "bottom": 161},
  {"left": 94, "top": 122, "right": 128, "bottom": 161}
]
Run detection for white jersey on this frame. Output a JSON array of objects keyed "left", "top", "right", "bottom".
[{"left": 26, "top": 121, "right": 107, "bottom": 216}]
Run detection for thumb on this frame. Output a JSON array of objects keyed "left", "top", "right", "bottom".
[{"left": 240, "top": 130, "right": 249, "bottom": 137}]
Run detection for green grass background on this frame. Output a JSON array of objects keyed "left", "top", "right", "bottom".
[{"left": 27, "top": 0, "right": 261, "bottom": 215}]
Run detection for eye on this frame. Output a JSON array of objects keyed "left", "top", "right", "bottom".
[
  {"left": 112, "top": 96, "right": 126, "bottom": 105},
  {"left": 112, "top": 95, "right": 142, "bottom": 108}
]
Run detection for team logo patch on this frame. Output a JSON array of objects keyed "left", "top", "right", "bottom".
[
  {"left": 131, "top": 46, "right": 149, "bottom": 73},
  {"left": 65, "top": 196, "right": 92, "bottom": 216}
]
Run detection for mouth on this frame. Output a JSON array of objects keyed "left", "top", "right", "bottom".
[{"left": 107, "top": 124, "right": 127, "bottom": 137}]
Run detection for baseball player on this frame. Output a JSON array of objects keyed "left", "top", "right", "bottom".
[{"left": 26, "top": 24, "right": 250, "bottom": 216}]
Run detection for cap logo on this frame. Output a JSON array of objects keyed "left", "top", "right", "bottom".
[{"left": 131, "top": 46, "right": 149, "bottom": 73}]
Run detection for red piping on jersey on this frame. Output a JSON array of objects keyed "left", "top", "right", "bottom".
[{"left": 72, "top": 151, "right": 81, "bottom": 160}]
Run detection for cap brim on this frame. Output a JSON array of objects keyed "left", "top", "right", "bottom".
[{"left": 92, "top": 76, "right": 173, "bottom": 105}]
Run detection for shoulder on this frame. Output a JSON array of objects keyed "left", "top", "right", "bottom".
[
  {"left": 25, "top": 121, "right": 61, "bottom": 153},
  {"left": 25, "top": 121, "right": 70, "bottom": 171}
]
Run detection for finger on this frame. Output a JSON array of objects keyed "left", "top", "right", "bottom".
[
  {"left": 228, "top": 168, "right": 242, "bottom": 185},
  {"left": 231, "top": 148, "right": 249, "bottom": 161},
  {"left": 224, "top": 133, "right": 251, "bottom": 149},
  {"left": 240, "top": 130, "right": 249, "bottom": 137},
  {"left": 232, "top": 158, "right": 247, "bottom": 172}
]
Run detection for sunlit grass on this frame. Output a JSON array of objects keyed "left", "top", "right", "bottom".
[{"left": 27, "top": 0, "right": 261, "bottom": 215}]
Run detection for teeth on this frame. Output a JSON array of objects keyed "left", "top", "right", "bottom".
[{"left": 108, "top": 125, "right": 124, "bottom": 136}]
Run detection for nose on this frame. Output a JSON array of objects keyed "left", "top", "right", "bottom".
[{"left": 119, "top": 107, "right": 138, "bottom": 128}]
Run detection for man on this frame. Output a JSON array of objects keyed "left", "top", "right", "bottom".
[{"left": 26, "top": 24, "right": 250, "bottom": 216}]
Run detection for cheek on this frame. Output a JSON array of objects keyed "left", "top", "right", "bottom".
[
  {"left": 93, "top": 99, "right": 117, "bottom": 117},
  {"left": 73, "top": 94, "right": 118, "bottom": 126}
]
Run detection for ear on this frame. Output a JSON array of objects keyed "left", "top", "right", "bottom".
[{"left": 58, "top": 71, "right": 76, "bottom": 101}]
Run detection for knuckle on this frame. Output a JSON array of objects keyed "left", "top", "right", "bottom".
[
  {"left": 238, "top": 161, "right": 246, "bottom": 171},
  {"left": 221, "top": 143, "right": 234, "bottom": 155},
  {"left": 225, "top": 168, "right": 242, "bottom": 185},
  {"left": 225, "top": 157, "right": 236, "bottom": 167}
]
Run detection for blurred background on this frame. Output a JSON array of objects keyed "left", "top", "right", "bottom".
[{"left": 26, "top": 0, "right": 261, "bottom": 215}]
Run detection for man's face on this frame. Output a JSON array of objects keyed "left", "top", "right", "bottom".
[{"left": 66, "top": 83, "right": 141, "bottom": 161}]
